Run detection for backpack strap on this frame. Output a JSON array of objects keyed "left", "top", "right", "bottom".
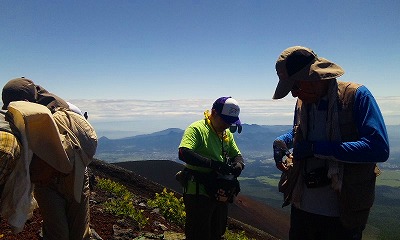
[
  {"left": 0, "top": 110, "right": 12, "bottom": 133},
  {"left": 1, "top": 110, "right": 23, "bottom": 145}
]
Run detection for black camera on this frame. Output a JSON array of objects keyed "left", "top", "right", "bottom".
[{"left": 304, "top": 167, "right": 331, "bottom": 188}]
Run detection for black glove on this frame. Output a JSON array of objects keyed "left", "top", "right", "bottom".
[
  {"left": 293, "top": 141, "right": 314, "bottom": 160},
  {"left": 273, "top": 140, "right": 290, "bottom": 164},
  {"left": 231, "top": 162, "right": 243, "bottom": 177},
  {"left": 210, "top": 161, "right": 231, "bottom": 175}
]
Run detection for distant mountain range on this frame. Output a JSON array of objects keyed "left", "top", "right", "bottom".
[
  {"left": 96, "top": 124, "right": 291, "bottom": 161},
  {"left": 96, "top": 124, "right": 399, "bottom": 168}
]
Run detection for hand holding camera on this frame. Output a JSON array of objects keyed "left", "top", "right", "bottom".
[
  {"left": 273, "top": 140, "right": 292, "bottom": 171},
  {"left": 210, "top": 160, "right": 232, "bottom": 175}
]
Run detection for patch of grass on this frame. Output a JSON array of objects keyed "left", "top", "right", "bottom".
[
  {"left": 239, "top": 178, "right": 284, "bottom": 209},
  {"left": 224, "top": 230, "right": 256, "bottom": 240},
  {"left": 255, "top": 176, "right": 280, "bottom": 187},
  {"left": 97, "top": 178, "right": 149, "bottom": 228},
  {"left": 147, "top": 188, "right": 186, "bottom": 226},
  {"left": 376, "top": 169, "right": 400, "bottom": 187},
  {"left": 241, "top": 172, "right": 400, "bottom": 239},
  {"left": 147, "top": 188, "right": 258, "bottom": 239},
  {"left": 97, "top": 178, "right": 134, "bottom": 198},
  {"left": 369, "top": 204, "right": 400, "bottom": 239}
]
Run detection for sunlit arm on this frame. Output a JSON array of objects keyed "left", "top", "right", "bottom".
[{"left": 314, "top": 86, "right": 390, "bottom": 163}]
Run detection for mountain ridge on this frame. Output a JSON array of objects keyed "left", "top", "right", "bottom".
[
  {"left": 114, "top": 160, "right": 290, "bottom": 239},
  {"left": 0, "top": 159, "right": 281, "bottom": 240}
]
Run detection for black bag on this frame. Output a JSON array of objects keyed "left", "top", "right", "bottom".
[
  {"left": 176, "top": 168, "right": 240, "bottom": 203},
  {"left": 211, "top": 174, "right": 240, "bottom": 203}
]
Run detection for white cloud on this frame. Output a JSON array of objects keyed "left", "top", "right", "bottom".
[{"left": 68, "top": 97, "right": 400, "bottom": 134}]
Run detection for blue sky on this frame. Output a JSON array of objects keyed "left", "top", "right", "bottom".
[{"left": 1, "top": 1, "right": 399, "bottom": 136}]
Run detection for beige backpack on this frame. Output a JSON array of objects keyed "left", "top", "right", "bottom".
[
  {"left": 53, "top": 108, "right": 97, "bottom": 166},
  {"left": 52, "top": 108, "right": 98, "bottom": 202},
  {"left": 7, "top": 102, "right": 97, "bottom": 202}
]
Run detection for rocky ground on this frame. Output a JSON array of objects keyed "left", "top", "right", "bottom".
[{"left": 0, "top": 159, "right": 278, "bottom": 240}]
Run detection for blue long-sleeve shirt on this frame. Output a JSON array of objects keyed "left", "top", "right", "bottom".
[{"left": 275, "top": 85, "right": 390, "bottom": 163}]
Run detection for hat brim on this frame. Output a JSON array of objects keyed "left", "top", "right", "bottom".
[
  {"left": 272, "top": 76, "right": 296, "bottom": 99},
  {"left": 273, "top": 57, "right": 344, "bottom": 99}
]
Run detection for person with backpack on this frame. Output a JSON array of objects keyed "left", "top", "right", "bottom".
[
  {"left": 1, "top": 77, "right": 96, "bottom": 239},
  {"left": 271, "top": 46, "right": 389, "bottom": 239},
  {"left": 178, "top": 96, "right": 245, "bottom": 240}
]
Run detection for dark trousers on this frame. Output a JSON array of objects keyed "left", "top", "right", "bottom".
[
  {"left": 290, "top": 206, "right": 365, "bottom": 240},
  {"left": 34, "top": 173, "right": 90, "bottom": 240},
  {"left": 183, "top": 194, "right": 228, "bottom": 240}
]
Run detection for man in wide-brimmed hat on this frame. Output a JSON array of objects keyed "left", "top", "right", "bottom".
[{"left": 271, "top": 46, "right": 389, "bottom": 239}]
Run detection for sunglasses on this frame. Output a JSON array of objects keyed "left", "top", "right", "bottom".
[{"left": 229, "top": 124, "right": 242, "bottom": 134}]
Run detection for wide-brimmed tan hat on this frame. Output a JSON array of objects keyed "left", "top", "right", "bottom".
[{"left": 273, "top": 46, "right": 345, "bottom": 99}]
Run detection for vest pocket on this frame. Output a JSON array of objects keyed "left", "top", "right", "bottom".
[{"left": 339, "top": 163, "right": 376, "bottom": 211}]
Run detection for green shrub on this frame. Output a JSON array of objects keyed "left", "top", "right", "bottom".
[
  {"left": 98, "top": 180, "right": 254, "bottom": 239},
  {"left": 97, "top": 178, "right": 134, "bottom": 198},
  {"left": 97, "top": 178, "right": 148, "bottom": 228},
  {"left": 224, "top": 230, "right": 255, "bottom": 240},
  {"left": 147, "top": 188, "right": 186, "bottom": 226}
]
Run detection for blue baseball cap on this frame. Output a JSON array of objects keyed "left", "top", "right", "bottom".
[{"left": 212, "top": 96, "right": 241, "bottom": 127}]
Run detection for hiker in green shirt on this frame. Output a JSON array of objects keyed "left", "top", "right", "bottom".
[{"left": 178, "top": 96, "right": 245, "bottom": 240}]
